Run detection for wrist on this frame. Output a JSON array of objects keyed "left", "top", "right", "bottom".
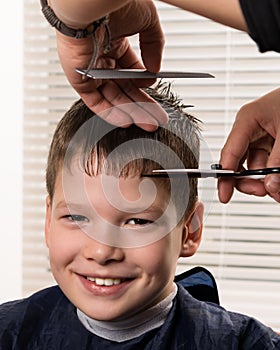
[
  {"left": 47, "top": 0, "right": 93, "bottom": 29},
  {"left": 41, "top": 0, "right": 108, "bottom": 39}
]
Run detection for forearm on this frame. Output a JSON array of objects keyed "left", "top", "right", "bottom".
[
  {"left": 48, "top": 0, "right": 131, "bottom": 28},
  {"left": 160, "top": 0, "right": 248, "bottom": 32},
  {"left": 48, "top": 0, "right": 248, "bottom": 32}
]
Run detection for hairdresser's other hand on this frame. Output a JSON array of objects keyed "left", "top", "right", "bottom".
[
  {"left": 55, "top": 1, "right": 167, "bottom": 131},
  {"left": 218, "top": 88, "right": 280, "bottom": 203}
]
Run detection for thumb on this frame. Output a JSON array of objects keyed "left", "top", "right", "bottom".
[{"left": 264, "top": 127, "right": 280, "bottom": 194}]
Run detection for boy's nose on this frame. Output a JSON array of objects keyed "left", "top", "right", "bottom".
[{"left": 82, "top": 238, "right": 125, "bottom": 265}]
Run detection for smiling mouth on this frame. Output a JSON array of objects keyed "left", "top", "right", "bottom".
[{"left": 85, "top": 277, "right": 126, "bottom": 286}]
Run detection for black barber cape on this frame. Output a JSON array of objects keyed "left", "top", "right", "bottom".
[{"left": 0, "top": 271, "right": 279, "bottom": 349}]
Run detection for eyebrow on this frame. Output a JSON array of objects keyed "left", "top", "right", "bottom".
[
  {"left": 115, "top": 203, "right": 166, "bottom": 216},
  {"left": 55, "top": 201, "right": 88, "bottom": 211},
  {"left": 55, "top": 200, "right": 165, "bottom": 216}
]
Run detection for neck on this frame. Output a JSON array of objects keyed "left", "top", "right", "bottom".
[{"left": 77, "top": 283, "right": 178, "bottom": 342}]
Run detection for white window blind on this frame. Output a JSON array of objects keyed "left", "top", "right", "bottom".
[
  {"left": 23, "top": 1, "right": 280, "bottom": 330},
  {"left": 0, "top": 0, "right": 23, "bottom": 303}
]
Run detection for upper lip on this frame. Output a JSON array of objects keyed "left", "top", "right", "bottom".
[{"left": 76, "top": 272, "right": 135, "bottom": 280}]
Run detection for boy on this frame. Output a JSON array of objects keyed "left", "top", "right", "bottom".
[{"left": 0, "top": 84, "right": 279, "bottom": 349}]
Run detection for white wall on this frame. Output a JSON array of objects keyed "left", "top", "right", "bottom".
[{"left": 0, "top": 3, "right": 23, "bottom": 302}]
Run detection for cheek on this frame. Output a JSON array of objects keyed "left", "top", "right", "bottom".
[
  {"left": 132, "top": 237, "right": 179, "bottom": 276},
  {"left": 47, "top": 225, "right": 79, "bottom": 267}
]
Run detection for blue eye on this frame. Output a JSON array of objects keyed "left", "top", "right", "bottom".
[
  {"left": 126, "top": 218, "right": 153, "bottom": 226},
  {"left": 64, "top": 215, "right": 89, "bottom": 223}
]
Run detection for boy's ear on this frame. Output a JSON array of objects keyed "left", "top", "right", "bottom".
[
  {"left": 180, "top": 202, "right": 204, "bottom": 257},
  {"left": 45, "top": 196, "right": 52, "bottom": 248}
]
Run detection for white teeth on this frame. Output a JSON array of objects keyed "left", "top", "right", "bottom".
[
  {"left": 96, "top": 278, "right": 105, "bottom": 286},
  {"left": 87, "top": 277, "right": 95, "bottom": 282},
  {"left": 86, "top": 277, "right": 122, "bottom": 286}
]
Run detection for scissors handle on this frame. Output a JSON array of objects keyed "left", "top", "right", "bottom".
[{"left": 232, "top": 167, "right": 280, "bottom": 178}]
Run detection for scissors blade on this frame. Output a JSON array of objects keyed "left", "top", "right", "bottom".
[
  {"left": 75, "top": 68, "right": 215, "bottom": 79},
  {"left": 144, "top": 169, "right": 235, "bottom": 178}
]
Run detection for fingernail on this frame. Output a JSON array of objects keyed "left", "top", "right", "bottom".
[{"left": 266, "top": 174, "right": 280, "bottom": 193}]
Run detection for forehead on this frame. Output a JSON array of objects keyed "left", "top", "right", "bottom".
[{"left": 55, "top": 164, "right": 170, "bottom": 213}]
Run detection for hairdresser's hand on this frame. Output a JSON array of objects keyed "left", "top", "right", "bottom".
[
  {"left": 55, "top": 0, "right": 167, "bottom": 131},
  {"left": 218, "top": 88, "right": 280, "bottom": 203}
]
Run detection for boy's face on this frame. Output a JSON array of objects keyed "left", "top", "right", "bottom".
[{"left": 45, "top": 166, "right": 203, "bottom": 321}]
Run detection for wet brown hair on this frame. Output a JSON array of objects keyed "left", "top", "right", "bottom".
[{"left": 46, "top": 82, "right": 202, "bottom": 219}]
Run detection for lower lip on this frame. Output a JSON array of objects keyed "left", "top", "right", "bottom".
[{"left": 77, "top": 275, "right": 133, "bottom": 297}]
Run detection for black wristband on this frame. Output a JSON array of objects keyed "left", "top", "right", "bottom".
[{"left": 40, "top": 0, "right": 108, "bottom": 39}]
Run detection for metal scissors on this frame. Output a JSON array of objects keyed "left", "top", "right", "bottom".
[{"left": 143, "top": 164, "right": 280, "bottom": 179}]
